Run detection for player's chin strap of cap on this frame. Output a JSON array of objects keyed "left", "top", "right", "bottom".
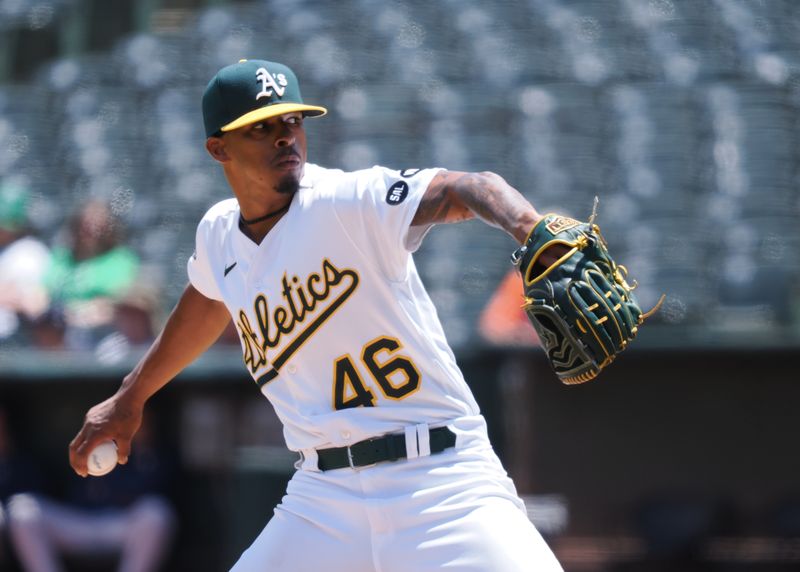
[{"left": 312, "top": 426, "right": 456, "bottom": 471}]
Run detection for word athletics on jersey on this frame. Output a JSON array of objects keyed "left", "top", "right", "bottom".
[{"left": 236, "top": 258, "right": 360, "bottom": 386}]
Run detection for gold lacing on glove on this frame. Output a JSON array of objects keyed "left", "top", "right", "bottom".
[
  {"left": 589, "top": 197, "right": 665, "bottom": 327},
  {"left": 514, "top": 197, "right": 665, "bottom": 385},
  {"left": 612, "top": 264, "right": 665, "bottom": 324}
]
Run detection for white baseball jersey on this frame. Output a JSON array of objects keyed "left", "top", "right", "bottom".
[{"left": 188, "top": 163, "right": 481, "bottom": 452}]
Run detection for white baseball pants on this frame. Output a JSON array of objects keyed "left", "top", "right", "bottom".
[{"left": 230, "top": 427, "right": 562, "bottom": 572}]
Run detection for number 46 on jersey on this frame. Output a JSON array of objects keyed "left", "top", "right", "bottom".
[{"left": 333, "top": 336, "right": 420, "bottom": 410}]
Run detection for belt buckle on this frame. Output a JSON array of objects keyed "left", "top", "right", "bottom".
[{"left": 346, "top": 444, "right": 376, "bottom": 471}]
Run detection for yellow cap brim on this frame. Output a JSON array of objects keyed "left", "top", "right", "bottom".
[{"left": 220, "top": 103, "right": 327, "bottom": 132}]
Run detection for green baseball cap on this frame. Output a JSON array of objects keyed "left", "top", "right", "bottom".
[{"left": 202, "top": 59, "right": 327, "bottom": 137}]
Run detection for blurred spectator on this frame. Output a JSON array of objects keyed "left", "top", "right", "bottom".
[
  {"left": 39, "top": 199, "right": 141, "bottom": 350},
  {"left": 111, "top": 282, "right": 161, "bottom": 346},
  {"left": 0, "top": 179, "right": 50, "bottom": 343},
  {"left": 0, "top": 405, "right": 46, "bottom": 569},
  {"left": 5, "top": 413, "right": 176, "bottom": 572}
]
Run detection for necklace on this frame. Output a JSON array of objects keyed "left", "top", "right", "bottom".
[{"left": 239, "top": 202, "right": 291, "bottom": 225}]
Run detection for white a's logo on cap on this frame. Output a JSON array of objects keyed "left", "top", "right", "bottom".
[{"left": 256, "top": 67, "right": 287, "bottom": 100}]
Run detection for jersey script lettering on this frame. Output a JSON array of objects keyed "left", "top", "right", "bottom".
[{"left": 235, "top": 258, "right": 360, "bottom": 386}]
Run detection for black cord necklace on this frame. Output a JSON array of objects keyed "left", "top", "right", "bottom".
[{"left": 239, "top": 202, "right": 291, "bottom": 226}]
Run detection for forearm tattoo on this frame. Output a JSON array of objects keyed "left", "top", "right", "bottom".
[{"left": 413, "top": 170, "right": 539, "bottom": 243}]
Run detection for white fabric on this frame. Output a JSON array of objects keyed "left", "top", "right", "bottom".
[
  {"left": 416, "top": 423, "right": 431, "bottom": 457},
  {"left": 0, "top": 236, "right": 49, "bottom": 337},
  {"left": 0, "top": 236, "right": 49, "bottom": 289},
  {"left": 187, "top": 163, "right": 481, "bottom": 452},
  {"left": 230, "top": 427, "right": 563, "bottom": 572},
  {"left": 404, "top": 425, "right": 419, "bottom": 459},
  {"left": 296, "top": 447, "right": 320, "bottom": 472}
]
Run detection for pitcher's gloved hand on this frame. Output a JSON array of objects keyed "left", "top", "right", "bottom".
[{"left": 511, "top": 211, "right": 661, "bottom": 384}]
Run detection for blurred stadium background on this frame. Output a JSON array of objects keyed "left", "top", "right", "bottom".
[{"left": 0, "top": 0, "right": 799, "bottom": 570}]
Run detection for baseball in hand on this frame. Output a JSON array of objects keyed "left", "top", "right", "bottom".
[{"left": 87, "top": 440, "right": 118, "bottom": 476}]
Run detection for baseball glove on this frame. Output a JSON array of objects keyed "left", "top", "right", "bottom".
[{"left": 511, "top": 203, "right": 661, "bottom": 385}]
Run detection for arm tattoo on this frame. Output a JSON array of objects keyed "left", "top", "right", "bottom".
[
  {"left": 412, "top": 171, "right": 474, "bottom": 227},
  {"left": 412, "top": 170, "right": 540, "bottom": 243}
]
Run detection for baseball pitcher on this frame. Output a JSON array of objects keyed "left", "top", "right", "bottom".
[{"left": 70, "top": 59, "right": 650, "bottom": 571}]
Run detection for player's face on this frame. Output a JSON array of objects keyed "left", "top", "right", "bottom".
[{"left": 211, "top": 112, "right": 307, "bottom": 192}]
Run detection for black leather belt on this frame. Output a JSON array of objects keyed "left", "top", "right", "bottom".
[{"left": 316, "top": 427, "right": 456, "bottom": 471}]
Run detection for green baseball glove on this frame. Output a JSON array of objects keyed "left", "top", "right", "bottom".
[{"left": 511, "top": 208, "right": 660, "bottom": 385}]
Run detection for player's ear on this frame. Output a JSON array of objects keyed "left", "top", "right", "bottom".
[{"left": 206, "top": 136, "right": 230, "bottom": 163}]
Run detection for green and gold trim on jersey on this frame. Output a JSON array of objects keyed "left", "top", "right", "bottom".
[{"left": 235, "top": 258, "right": 360, "bottom": 387}]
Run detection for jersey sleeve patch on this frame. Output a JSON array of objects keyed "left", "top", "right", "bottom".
[
  {"left": 330, "top": 165, "right": 442, "bottom": 282},
  {"left": 385, "top": 181, "right": 409, "bottom": 205}
]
